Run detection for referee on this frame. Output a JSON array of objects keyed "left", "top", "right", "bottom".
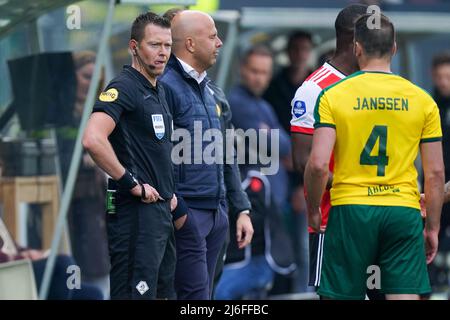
[{"left": 83, "top": 12, "right": 177, "bottom": 299}]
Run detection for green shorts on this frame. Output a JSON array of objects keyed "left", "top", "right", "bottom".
[{"left": 317, "top": 205, "right": 430, "bottom": 300}]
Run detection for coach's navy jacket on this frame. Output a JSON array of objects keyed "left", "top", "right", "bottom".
[
  {"left": 208, "top": 81, "right": 252, "bottom": 219},
  {"left": 160, "top": 55, "right": 226, "bottom": 217}
]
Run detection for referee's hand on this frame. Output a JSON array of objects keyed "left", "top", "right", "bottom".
[{"left": 130, "top": 184, "right": 163, "bottom": 203}]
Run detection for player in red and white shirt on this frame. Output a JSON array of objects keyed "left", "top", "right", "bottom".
[
  {"left": 290, "top": 4, "right": 368, "bottom": 288},
  {"left": 292, "top": 62, "right": 345, "bottom": 230}
]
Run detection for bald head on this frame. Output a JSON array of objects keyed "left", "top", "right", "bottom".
[
  {"left": 170, "top": 10, "right": 222, "bottom": 73},
  {"left": 172, "top": 11, "right": 213, "bottom": 47}
]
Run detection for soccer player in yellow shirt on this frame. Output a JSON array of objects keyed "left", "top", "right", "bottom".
[{"left": 305, "top": 13, "right": 444, "bottom": 300}]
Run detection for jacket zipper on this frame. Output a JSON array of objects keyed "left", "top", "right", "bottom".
[{"left": 198, "top": 80, "right": 221, "bottom": 202}]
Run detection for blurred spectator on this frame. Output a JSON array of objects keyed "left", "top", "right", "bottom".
[
  {"left": 263, "top": 31, "right": 313, "bottom": 133},
  {"left": 56, "top": 51, "right": 109, "bottom": 298},
  {"left": 229, "top": 46, "right": 291, "bottom": 211},
  {"left": 432, "top": 52, "right": 450, "bottom": 227},
  {"left": 317, "top": 49, "right": 335, "bottom": 69},
  {"left": 264, "top": 31, "right": 313, "bottom": 294},
  {"left": 225, "top": 46, "right": 297, "bottom": 297},
  {"left": 431, "top": 52, "right": 450, "bottom": 291},
  {"left": 162, "top": 7, "right": 183, "bottom": 21},
  {"left": 0, "top": 218, "right": 102, "bottom": 299},
  {"left": 215, "top": 172, "right": 296, "bottom": 300}
]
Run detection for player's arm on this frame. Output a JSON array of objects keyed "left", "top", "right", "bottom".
[
  {"left": 421, "top": 141, "right": 444, "bottom": 233},
  {"left": 444, "top": 180, "right": 450, "bottom": 204},
  {"left": 291, "top": 83, "right": 315, "bottom": 175},
  {"left": 420, "top": 141, "right": 444, "bottom": 264},
  {"left": 292, "top": 133, "right": 333, "bottom": 188},
  {"left": 292, "top": 133, "right": 312, "bottom": 175},
  {"left": 291, "top": 82, "right": 333, "bottom": 187},
  {"left": 420, "top": 98, "right": 445, "bottom": 263},
  {"left": 304, "top": 127, "right": 336, "bottom": 232}
]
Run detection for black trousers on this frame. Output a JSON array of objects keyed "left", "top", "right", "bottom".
[{"left": 107, "top": 194, "right": 176, "bottom": 299}]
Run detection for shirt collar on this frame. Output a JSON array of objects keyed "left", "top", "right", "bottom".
[
  {"left": 124, "top": 65, "right": 158, "bottom": 90},
  {"left": 176, "top": 57, "right": 207, "bottom": 84}
]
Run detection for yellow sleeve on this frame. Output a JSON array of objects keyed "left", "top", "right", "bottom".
[
  {"left": 421, "top": 101, "right": 442, "bottom": 143},
  {"left": 313, "top": 90, "right": 335, "bottom": 128}
]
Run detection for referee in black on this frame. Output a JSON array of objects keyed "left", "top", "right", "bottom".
[{"left": 83, "top": 12, "right": 177, "bottom": 299}]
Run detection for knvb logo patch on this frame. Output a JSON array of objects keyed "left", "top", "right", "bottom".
[
  {"left": 136, "top": 281, "right": 149, "bottom": 295},
  {"left": 293, "top": 100, "right": 306, "bottom": 118}
]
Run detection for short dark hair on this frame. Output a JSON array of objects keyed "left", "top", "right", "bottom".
[
  {"left": 354, "top": 13, "right": 395, "bottom": 58},
  {"left": 287, "top": 31, "right": 312, "bottom": 51},
  {"left": 130, "top": 12, "right": 171, "bottom": 42},
  {"left": 432, "top": 52, "right": 450, "bottom": 70},
  {"left": 162, "top": 7, "right": 184, "bottom": 22},
  {"left": 241, "top": 45, "right": 273, "bottom": 65},
  {"left": 335, "top": 4, "right": 368, "bottom": 38}
]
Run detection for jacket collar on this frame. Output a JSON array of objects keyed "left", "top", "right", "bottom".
[{"left": 176, "top": 57, "right": 207, "bottom": 84}]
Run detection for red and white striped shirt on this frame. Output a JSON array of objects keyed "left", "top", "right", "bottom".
[{"left": 290, "top": 62, "right": 345, "bottom": 134}]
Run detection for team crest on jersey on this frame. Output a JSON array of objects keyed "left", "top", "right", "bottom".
[
  {"left": 151, "top": 114, "right": 165, "bottom": 140},
  {"left": 292, "top": 100, "right": 306, "bottom": 118}
]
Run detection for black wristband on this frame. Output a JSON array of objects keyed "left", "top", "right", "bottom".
[
  {"left": 140, "top": 183, "right": 147, "bottom": 200},
  {"left": 172, "top": 195, "right": 189, "bottom": 221},
  {"left": 117, "top": 170, "right": 138, "bottom": 190}
]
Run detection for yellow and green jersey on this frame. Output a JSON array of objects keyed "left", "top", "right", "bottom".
[{"left": 314, "top": 71, "right": 442, "bottom": 209}]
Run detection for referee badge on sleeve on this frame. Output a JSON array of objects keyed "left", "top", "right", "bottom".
[
  {"left": 99, "top": 88, "right": 118, "bottom": 102},
  {"left": 151, "top": 114, "right": 165, "bottom": 140}
]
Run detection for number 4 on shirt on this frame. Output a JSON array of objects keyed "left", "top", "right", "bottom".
[{"left": 360, "top": 125, "right": 389, "bottom": 176}]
